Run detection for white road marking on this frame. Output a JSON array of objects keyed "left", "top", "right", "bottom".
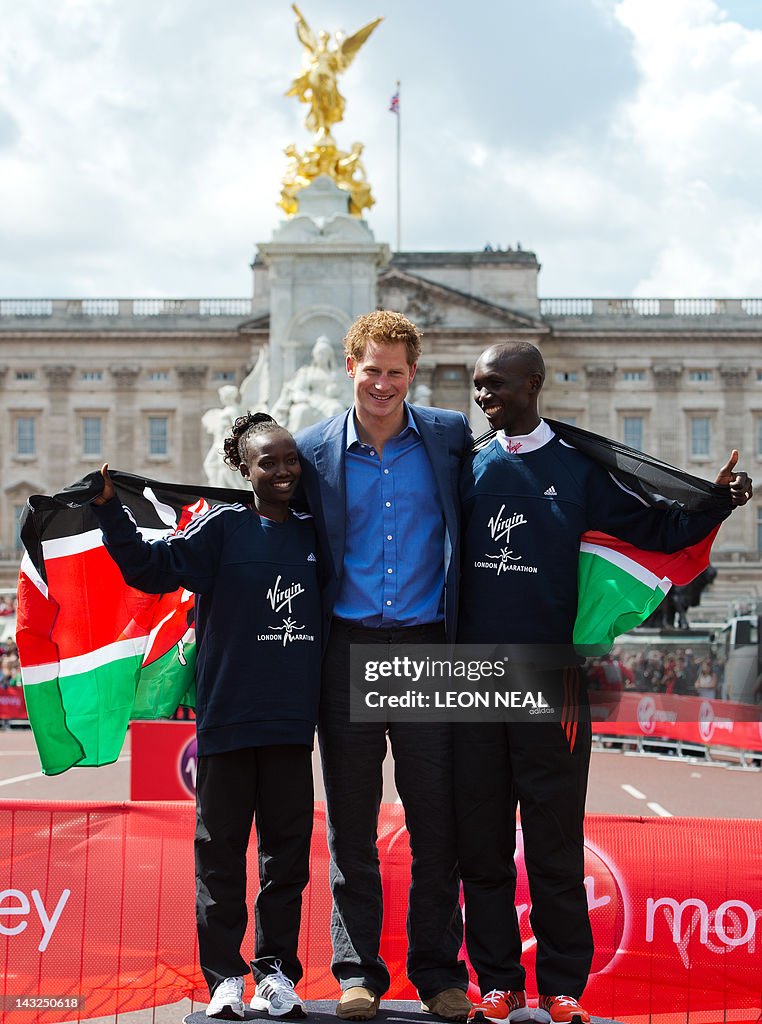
[
  {"left": 621, "top": 783, "right": 646, "bottom": 800},
  {"left": 647, "top": 801, "right": 673, "bottom": 817},
  {"left": 0, "top": 770, "right": 43, "bottom": 787},
  {"left": 0, "top": 753, "right": 130, "bottom": 788}
]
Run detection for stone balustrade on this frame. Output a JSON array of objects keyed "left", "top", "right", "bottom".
[
  {"left": 2, "top": 296, "right": 762, "bottom": 320},
  {"left": 539, "top": 297, "right": 762, "bottom": 317},
  {"left": 0, "top": 298, "right": 255, "bottom": 318}
]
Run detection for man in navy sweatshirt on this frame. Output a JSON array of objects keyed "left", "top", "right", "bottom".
[{"left": 456, "top": 342, "right": 752, "bottom": 1024}]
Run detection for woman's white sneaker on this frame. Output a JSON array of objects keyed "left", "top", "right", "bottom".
[
  {"left": 206, "top": 977, "right": 245, "bottom": 1019},
  {"left": 250, "top": 965, "right": 305, "bottom": 1018}
]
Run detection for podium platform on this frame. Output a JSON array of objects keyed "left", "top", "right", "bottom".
[{"left": 185, "top": 1000, "right": 623, "bottom": 1024}]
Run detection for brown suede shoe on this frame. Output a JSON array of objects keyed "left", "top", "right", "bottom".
[
  {"left": 420, "top": 988, "right": 472, "bottom": 1022},
  {"left": 336, "top": 987, "right": 381, "bottom": 1021}
]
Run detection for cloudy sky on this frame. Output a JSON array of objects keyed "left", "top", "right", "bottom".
[{"left": 2, "top": 0, "right": 762, "bottom": 299}]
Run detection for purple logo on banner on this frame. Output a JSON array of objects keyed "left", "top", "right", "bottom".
[{"left": 179, "top": 736, "right": 198, "bottom": 796}]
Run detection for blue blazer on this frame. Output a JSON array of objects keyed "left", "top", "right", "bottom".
[{"left": 296, "top": 404, "right": 473, "bottom": 641}]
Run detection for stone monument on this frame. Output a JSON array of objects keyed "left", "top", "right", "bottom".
[
  {"left": 201, "top": 4, "right": 388, "bottom": 485},
  {"left": 253, "top": 4, "right": 389, "bottom": 410},
  {"left": 271, "top": 334, "right": 353, "bottom": 432}
]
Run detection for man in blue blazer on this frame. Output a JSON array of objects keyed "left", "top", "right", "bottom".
[{"left": 297, "top": 310, "right": 473, "bottom": 1022}]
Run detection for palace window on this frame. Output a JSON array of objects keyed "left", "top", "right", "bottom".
[
  {"left": 81, "top": 371, "right": 103, "bottom": 382},
  {"left": 213, "top": 371, "right": 237, "bottom": 382},
  {"left": 15, "top": 370, "right": 36, "bottom": 381},
  {"left": 82, "top": 416, "right": 103, "bottom": 457},
  {"left": 623, "top": 371, "right": 645, "bottom": 381},
  {"left": 689, "top": 370, "right": 713, "bottom": 382},
  {"left": 555, "top": 371, "right": 578, "bottom": 383},
  {"left": 148, "top": 371, "right": 169, "bottom": 382},
  {"left": 16, "top": 417, "right": 36, "bottom": 456},
  {"left": 690, "top": 416, "right": 711, "bottom": 457},
  {"left": 148, "top": 416, "right": 169, "bottom": 456},
  {"left": 623, "top": 416, "right": 644, "bottom": 451}
]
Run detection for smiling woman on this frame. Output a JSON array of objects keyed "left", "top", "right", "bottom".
[
  {"left": 88, "top": 410, "right": 322, "bottom": 1019},
  {"left": 222, "top": 412, "right": 302, "bottom": 523}
]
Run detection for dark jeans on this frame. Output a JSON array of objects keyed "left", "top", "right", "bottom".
[
  {"left": 454, "top": 666, "right": 594, "bottom": 998},
  {"left": 195, "top": 744, "right": 314, "bottom": 994},
  {"left": 319, "top": 618, "right": 467, "bottom": 999}
]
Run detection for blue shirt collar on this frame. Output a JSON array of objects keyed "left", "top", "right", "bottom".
[{"left": 345, "top": 403, "right": 419, "bottom": 450}]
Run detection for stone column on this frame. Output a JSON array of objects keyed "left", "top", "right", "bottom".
[
  {"left": 718, "top": 366, "right": 750, "bottom": 553},
  {"left": 256, "top": 175, "right": 391, "bottom": 405},
  {"left": 0, "top": 366, "right": 8, "bottom": 549},
  {"left": 652, "top": 363, "right": 683, "bottom": 465},
  {"left": 176, "top": 364, "right": 209, "bottom": 483},
  {"left": 584, "top": 364, "right": 615, "bottom": 436},
  {"left": 42, "top": 365, "right": 74, "bottom": 491},
  {"left": 0, "top": 366, "right": 7, "bottom": 463},
  {"left": 109, "top": 365, "right": 141, "bottom": 468}
]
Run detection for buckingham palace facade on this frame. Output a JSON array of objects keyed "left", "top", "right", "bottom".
[{"left": 2, "top": 247, "right": 761, "bottom": 610}]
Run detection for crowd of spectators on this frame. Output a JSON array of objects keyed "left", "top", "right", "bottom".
[
  {"left": 0, "top": 595, "right": 19, "bottom": 688},
  {"left": 586, "top": 647, "right": 726, "bottom": 700},
  {"left": 0, "top": 641, "right": 20, "bottom": 688}
]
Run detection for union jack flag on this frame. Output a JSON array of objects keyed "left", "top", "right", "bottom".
[{"left": 389, "top": 88, "right": 399, "bottom": 114}]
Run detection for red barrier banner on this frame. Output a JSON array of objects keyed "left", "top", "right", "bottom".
[
  {"left": 130, "top": 721, "right": 196, "bottom": 800},
  {"left": 0, "top": 802, "right": 760, "bottom": 1024},
  {"left": 0, "top": 687, "right": 26, "bottom": 721},
  {"left": 591, "top": 691, "right": 762, "bottom": 752}
]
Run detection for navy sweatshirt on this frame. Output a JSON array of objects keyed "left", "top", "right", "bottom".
[
  {"left": 459, "top": 436, "right": 731, "bottom": 649},
  {"left": 92, "top": 497, "right": 321, "bottom": 755}
]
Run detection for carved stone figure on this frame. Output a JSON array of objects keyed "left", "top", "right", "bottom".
[
  {"left": 201, "top": 384, "right": 244, "bottom": 488},
  {"left": 271, "top": 335, "right": 352, "bottom": 432}
]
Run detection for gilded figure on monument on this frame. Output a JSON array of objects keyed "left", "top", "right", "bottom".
[{"left": 287, "top": 4, "right": 382, "bottom": 140}]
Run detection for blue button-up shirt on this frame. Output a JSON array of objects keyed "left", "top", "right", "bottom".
[{"left": 334, "top": 407, "right": 445, "bottom": 627}]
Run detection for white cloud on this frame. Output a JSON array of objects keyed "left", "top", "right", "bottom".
[{"left": 1, "top": 0, "right": 761, "bottom": 297}]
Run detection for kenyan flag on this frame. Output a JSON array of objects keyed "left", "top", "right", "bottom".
[
  {"left": 574, "top": 525, "right": 720, "bottom": 649},
  {"left": 17, "top": 470, "right": 251, "bottom": 775}
]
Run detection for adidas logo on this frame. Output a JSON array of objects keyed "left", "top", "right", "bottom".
[
  {"left": 544, "top": 485, "right": 557, "bottom": 496},
  {"left": 307, "top": 552, "right": 317, "bottom": 562}
]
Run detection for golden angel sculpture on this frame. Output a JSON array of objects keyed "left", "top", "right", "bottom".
[
  {"left": 280, "top": 140, "right": 375, "bottom": 217},
  {"left": 287, "top": 3, "right": 383, "bottom": 141}
]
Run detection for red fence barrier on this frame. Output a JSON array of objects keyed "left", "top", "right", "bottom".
[
  {"left": 0, "top": 687, "right": 26, "bottom": 721},
  {"left": 591, "top": 691, "right": 762, "bottom": 752},
  {"left": 0, "top": 801, "right": 760, "bottom": 1024}
]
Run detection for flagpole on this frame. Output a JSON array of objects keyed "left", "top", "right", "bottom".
[{"left": 395, "top": 80, "right": 401, "bottom": 252}]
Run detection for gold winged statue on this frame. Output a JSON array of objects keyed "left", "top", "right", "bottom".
[{"left": 287, "top": 4, "right": 383, "bottom": 141}]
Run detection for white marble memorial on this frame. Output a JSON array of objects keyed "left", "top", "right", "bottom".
[{"left": 255, "top": 175, "right": 390, "bottom": 409}]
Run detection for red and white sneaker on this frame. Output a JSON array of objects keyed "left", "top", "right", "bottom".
[
  {"left": 467, "top": 990, "right": 531, "bottom": 1023},
  {"left": 536, "top": 994, "right": 591, "bottom": 1024}
]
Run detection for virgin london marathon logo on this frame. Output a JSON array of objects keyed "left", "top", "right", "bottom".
[
  {"left": 267, "top": 575, "right": 305, "bottom": 614},
  {"left": 474, "top": 505, "right": 537, "bottom": 576},
  {"left": 258, "top": 575, "right": 315, "bottom": 645}
]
